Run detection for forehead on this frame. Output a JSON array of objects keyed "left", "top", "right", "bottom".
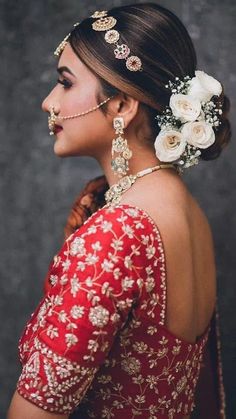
[{"left": 58, "top": 43, "right": 90, "bottom": 76}]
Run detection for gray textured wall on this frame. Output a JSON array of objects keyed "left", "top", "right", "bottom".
[{"left": 1, "top": 0, "right": 235, "bottom": 417}]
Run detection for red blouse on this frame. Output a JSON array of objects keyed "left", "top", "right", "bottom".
[{"left": 17, "top": 203, "right": 211, "bottom": 418}]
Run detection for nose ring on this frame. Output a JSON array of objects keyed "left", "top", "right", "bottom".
[{"left": 48, "top": 106, "right": 57, "bottom": 136}]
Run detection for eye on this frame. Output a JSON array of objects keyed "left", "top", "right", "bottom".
[{"left": 57, "top": 78, "right": 72, "bottom": 89}]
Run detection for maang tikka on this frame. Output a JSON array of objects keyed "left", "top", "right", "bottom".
[{"left": 111, "top": 117, "right": 133, "bottom": 178}]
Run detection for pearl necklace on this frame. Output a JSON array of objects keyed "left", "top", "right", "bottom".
[{"left": 105, "top": 163, "right": 178, "bottom": 206}]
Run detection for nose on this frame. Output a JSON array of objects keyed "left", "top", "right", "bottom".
[{"left": 41, "top": 88, "right": 60, "bottom": 114}]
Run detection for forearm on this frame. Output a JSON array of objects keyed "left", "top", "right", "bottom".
[{"left": 7, "top": 391, "right": 68, "bottom": 419}]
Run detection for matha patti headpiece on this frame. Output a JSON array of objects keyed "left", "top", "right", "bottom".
[
  {"left": 54, "top": 10, "right": 142, "bottom": 72},
  {"left": 91, "top": 10, "right": 142, "bottom": 72}
]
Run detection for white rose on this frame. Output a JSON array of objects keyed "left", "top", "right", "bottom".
[
  {"left": 169, "top": 94, "right": 201, "bottom": 123},
  {"left": 181, "top": 121, "right": 215, "bottom": 149},
  {"left": 188, "top": 70, "right": 222, "bottom": 103},
  {"left": 154, "top": 129, "right": 187, "bottom": 162},
  {"left": 196, "top": 109, "right": 205, "bottom": 121}
]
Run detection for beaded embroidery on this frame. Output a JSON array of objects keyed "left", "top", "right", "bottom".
[{"left": 17, "top": 205, "right": 211, "bottom": 416}]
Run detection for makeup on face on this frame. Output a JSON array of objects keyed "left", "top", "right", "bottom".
[
  {"left": 54, "top": 124, "right": 63, "bottom": 134},
  {"left": 56, "top": 67, "right": 74, "bottom": 89}
]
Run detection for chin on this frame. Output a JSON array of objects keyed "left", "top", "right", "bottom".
[
  {"left": 52, "top": 133, "right": 91, "bottom": 157},
  {"left": 53, "top": 141, "right": 84, "bottom": 158},
  {"left": 53, "top": 142, "right": 72, "bottom": 157}
]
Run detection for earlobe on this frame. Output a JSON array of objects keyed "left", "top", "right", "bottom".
[
  {"left": 106, "top": 93, "right": 139, "bottom": 128},
  {"left": 117, "top": 95, "right": 139, "bottom": 127}
]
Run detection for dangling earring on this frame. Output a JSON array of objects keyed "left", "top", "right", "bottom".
[{"left": 111, "top": 117, "right": 133, "bottom": 178}]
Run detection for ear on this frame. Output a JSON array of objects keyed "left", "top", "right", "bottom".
[{"left": 108, "top": 93, "right": 139, "bottom": 128}]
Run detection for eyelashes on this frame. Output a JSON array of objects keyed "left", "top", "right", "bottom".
[{"left": 57, "top": 78, "right": 72, "bottom": 89}]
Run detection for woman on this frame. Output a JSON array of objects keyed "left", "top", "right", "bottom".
[{"left": 8, "top": 3, "right": 231, "bottom": 418}]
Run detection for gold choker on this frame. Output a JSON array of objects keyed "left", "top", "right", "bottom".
[{"left": 105, "top": 163, "right": 178, "bottom": 206}]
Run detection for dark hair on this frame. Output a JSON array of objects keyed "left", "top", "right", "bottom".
[{"left": 69, "top": 2, "right": 231, "bottom": 160}]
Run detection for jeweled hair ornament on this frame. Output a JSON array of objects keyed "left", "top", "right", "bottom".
[
  {"left": 54, "top": 10, "right": 143, "bottom": 72},
  {"left": 54, "top": 22, "right": 80, "bottom": 57},
  {"left": 91, "top": 10, "right": 142, "bottom": 72}
]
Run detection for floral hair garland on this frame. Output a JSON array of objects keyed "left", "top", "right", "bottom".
[{"left": 154, "top": 70, "right": 223, "bottom": 172}]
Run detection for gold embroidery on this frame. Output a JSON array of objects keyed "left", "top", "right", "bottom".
[{"left": 18, "top": 204, "right": 210, "bottom": 416}]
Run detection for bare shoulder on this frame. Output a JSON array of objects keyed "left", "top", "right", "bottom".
[
  {"left": 120, "top": 169, "right": 212, "bottom": 243},
  {"left": 119, "top": 170, "right": 194, "bottom": 235}
]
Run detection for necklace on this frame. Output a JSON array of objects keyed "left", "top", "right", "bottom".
[{"left": 105, "top": 163, "right": 178, "bottom": 206}]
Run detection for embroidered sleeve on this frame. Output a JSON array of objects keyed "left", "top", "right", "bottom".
[{"left": 17, "top": 205, "right": 162, "bottom": 414}]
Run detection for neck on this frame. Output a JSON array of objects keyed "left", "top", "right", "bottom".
[{"left": 97, "top": 145, "right": 173, "bottom": 188}]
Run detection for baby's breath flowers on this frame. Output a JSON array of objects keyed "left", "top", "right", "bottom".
[{"left": 154, "top": 70, "right": 223, "bottom": 172}]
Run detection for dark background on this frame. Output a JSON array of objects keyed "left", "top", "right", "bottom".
[{"left": 1, "top": 0, "right": 235, "bottom": 417}]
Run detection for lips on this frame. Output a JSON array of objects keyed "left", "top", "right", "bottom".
[{"left": 54, "top": 124, "right": 63, "bottom": 134}]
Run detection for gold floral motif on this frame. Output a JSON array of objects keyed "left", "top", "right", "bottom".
[
  {"left": 89, "top": 305, "right": 110, "bottom": 328},
  {"left": 105, "top": 29, "right": 120, "bottom": 44},
  {"left": 17, "top": 205, "right": 210, "bottom": 417},
  {"left": 92, "top": 16, "right": 117, "bottom": 32},
  {"left": 114, "top": 43, "right": 130, "bottom": 59},
  {"left": 121, "top": 356, "right": 141, "bottom": 375},
  {"left": 126, "top": 55, "right": 143, "bottom": 72},
  {"left": 17, "top": 338, "right": 98, "bottom": 413}
]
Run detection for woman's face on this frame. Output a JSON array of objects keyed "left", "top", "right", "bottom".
[{"left": 42, "top": 43, "right": 115, "bottom": 158}]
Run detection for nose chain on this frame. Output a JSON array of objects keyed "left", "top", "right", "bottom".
[{"left": 48, "top": 95, "right": 114, "bottom": 135}]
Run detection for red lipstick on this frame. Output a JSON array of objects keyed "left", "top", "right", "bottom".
[{"left": 54, "top": 124, "right": 63, "bottom": 134}]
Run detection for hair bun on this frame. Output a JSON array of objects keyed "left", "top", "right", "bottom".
[{"left": 200, "top": 93, "right": 231, "bottom": 161}]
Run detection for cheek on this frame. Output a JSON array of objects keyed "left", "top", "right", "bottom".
[
  {"left": 59, "top": 108, "right": 112, "bottom": 156},
  {"left": 62, "top": 86, "right": 96, "bottom": 115},
  {"left": 70, "top": 111, "right": 111, "bottom": 145},
  {"left": 56, "top": 86, "right": 113, "bottom": 154},
  {"left": 63, "top": 92, "right": 109, "bottom": 138}
]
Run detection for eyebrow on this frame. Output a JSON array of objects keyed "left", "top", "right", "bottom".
[{"left": 57, "top": 66, "right": 75, "bottom": 77}]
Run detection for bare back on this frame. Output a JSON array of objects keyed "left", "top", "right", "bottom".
[{"left": 119, "top": 169, "right": 217, "bottom": 345}]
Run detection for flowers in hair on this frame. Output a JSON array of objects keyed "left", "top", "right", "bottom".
[{"left": 154, "top": 70, "right": 223, "bottom": 170}]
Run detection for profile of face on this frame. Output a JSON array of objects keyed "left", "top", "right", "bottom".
[
  {"left": 42, "top": 43, "right": 140, "bottom": 160},
  {"left": 42, "top": 44, "right": 112, "bottom": 158}
]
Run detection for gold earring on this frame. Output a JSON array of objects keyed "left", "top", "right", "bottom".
[{"left": 111, "top": 117, "right": 132, "bottom": 178}]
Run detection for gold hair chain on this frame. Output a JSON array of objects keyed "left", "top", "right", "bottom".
[{"left": 54, "top": 10, "right": 142, "bottom": 72}]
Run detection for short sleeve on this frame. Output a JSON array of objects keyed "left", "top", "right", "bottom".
[{"left": 16, "top": 205, "right": 162, "bottom": 414}]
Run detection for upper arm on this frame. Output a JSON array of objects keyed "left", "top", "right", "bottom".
[
  {"left": 12, "top": 206, "right": 160, "bottom": 415},
  {"left": 7, "top": 391, "right": 68, "bottom": 419}
]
